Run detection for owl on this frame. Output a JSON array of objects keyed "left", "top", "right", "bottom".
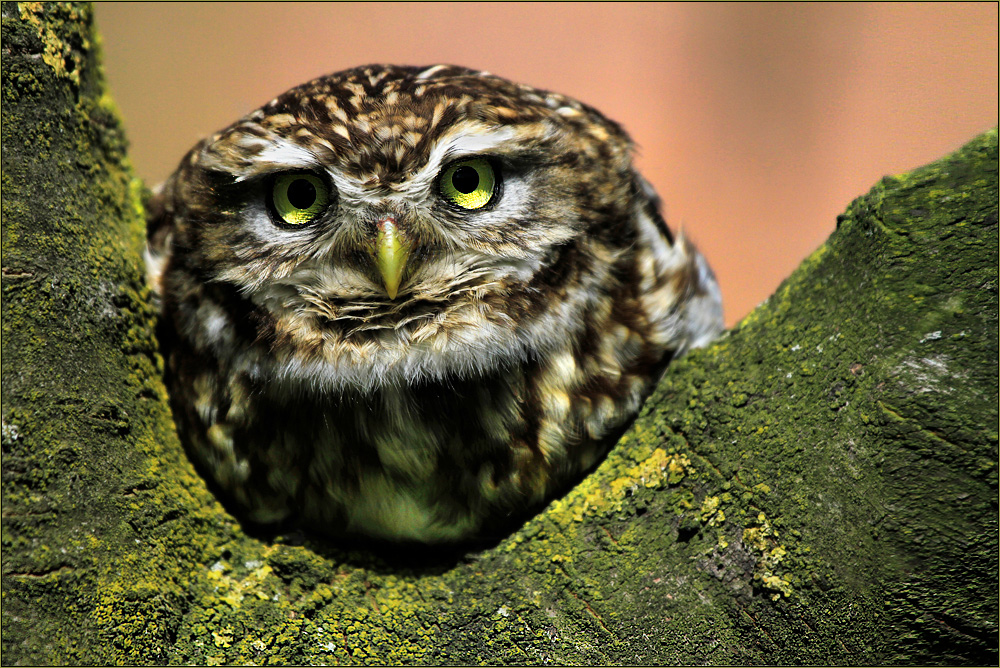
[{"left": 145, "top": 64, "right": 723, "bottom": 543}]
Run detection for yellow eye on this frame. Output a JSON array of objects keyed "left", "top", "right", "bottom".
[
  {"left": 271, "top": 173, "right": 330, "bottom": 226},
  {"left": 440, "top": 158, "right": 497, "bottom": 210}
]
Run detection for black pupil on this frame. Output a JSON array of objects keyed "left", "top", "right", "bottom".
[
  {"left": 287, "top": 178, "right": 317, "bottom": 209},
  {"left": 451, "top": 165, "right": 480, "bottom": 194}
]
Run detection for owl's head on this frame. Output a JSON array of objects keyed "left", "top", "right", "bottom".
[{"left": 148, "top": 64, "right": 673, "bottom": 392}]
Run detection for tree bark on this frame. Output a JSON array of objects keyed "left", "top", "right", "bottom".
[{"left": 2, "top": 3, "right": 996, "bottom": 665}]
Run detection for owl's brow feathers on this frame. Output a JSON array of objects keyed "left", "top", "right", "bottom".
[{"left": 196, "top": 64, "right": 627, "bottom": 187}]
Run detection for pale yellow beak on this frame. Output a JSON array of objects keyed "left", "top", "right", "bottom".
[{"left": 374, "top": 216, "right": 410, "bottom": 300}]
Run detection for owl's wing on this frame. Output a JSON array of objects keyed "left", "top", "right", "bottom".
[
  {"left": 631, "top": 170, "right": 725, "bottom": 356},
  {"left": 632, "top": 172, "right": 675, "bottom": 246},
  {"left": 674, "top": 235, "right": 725, "bottom": 351},
  {"left": 143, "top": 176, "right": 175, "bottom": 304}
]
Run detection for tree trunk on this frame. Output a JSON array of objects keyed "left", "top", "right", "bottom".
[{"left": 2, "top": 4, "right": 996, "bottom": 665}]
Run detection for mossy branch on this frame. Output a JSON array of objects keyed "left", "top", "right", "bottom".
[{"left": 2, "top": 4, "right": 996, "bottom": 665}]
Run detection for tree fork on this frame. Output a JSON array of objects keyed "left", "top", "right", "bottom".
[{"left": 2, "top": 3, "right": 996, "bottom": 665}]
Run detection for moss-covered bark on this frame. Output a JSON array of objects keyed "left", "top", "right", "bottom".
[{"left": 2, "top": 3, "right": 996, "bottom": 665}]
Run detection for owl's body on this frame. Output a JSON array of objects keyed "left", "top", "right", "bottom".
[{"left": 147, "top": 64, "right": 723, "bottom": 542}]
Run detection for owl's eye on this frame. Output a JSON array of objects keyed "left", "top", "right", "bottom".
[
  {"left": 439, "top": 158, "right": 499, "bottom": 210},
  {"left": 269, "top": 173, "right": 331, "bottom": 226}
]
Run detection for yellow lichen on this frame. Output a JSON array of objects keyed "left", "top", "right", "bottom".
[
  {"left": 742, "top": 512, "right": 794, "bottom": 600},
  {"left": 699, "top": 495, "right": 725, "bottom": 527},
  {"left": 572, "top": 449, "right": 694, "bottom": 520},
  {"left": 18, "top": 2, "right": 88, "bottom": 87},
  {"left": 761, "top": 574, "right": 794, "bottom": 601}
]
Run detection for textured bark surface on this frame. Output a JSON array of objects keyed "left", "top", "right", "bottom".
[{"left": 2, "top": 4, "right": 997, "bottom": 665}]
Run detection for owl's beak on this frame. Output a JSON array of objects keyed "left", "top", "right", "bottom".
[{"left": 374, "top": 216, "right": 410, "bottom": 300}]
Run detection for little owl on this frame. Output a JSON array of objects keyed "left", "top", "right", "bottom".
[{"left": 146, "top": 64, "right": 723, "bottom": 543}]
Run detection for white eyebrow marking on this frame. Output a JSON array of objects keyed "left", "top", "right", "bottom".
[
  {"left": 198, "top": 133, "right": 324, "bottom": 182},
  {"left": 248, "top": 142, "right": 321, "bottom": 172}
]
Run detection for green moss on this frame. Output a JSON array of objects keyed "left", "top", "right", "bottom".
[
  {"left": 3, "top": 2, "right": 996, "bottom": 662},
  {"left": 1, "top": 2, "right": 209, "bottom": 663}
]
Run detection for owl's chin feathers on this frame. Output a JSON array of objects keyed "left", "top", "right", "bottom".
[
  {"left": 243, "top": 294, "right": 592, "bottom": 395},
  {"left": 229, "top": 246, "right": 599, "bottom": 394}
]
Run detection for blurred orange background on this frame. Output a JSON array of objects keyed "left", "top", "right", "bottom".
[{"left": 94, "top": 2, "right": 998, "bottom": 327}]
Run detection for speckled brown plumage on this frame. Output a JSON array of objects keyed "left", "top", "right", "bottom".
[{"left": 146, "top": 64, "right": 723, "bottom": 542}]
